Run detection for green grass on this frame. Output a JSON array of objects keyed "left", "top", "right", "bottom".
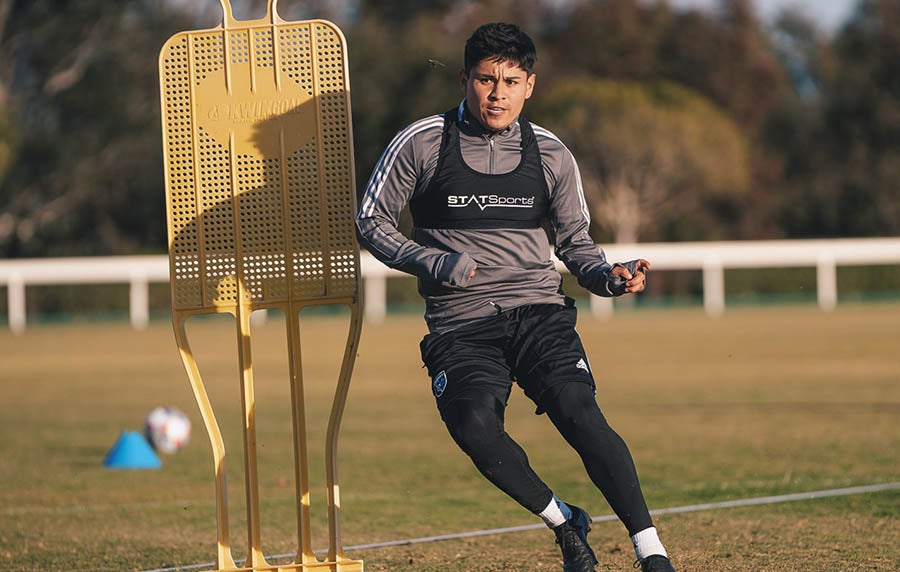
[{"left": 1, "top": 304, "right": 898, "bottom": 571}]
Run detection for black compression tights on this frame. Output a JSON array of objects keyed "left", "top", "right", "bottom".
[{"left": 439, "top": 382, "right": 653, "bottom": 535}]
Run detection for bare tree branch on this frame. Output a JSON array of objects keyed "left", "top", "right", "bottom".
[
  {"left": 0, "top": 0, "right": 11, "bottom": 46},
  {"left": 43, "top": 23, "right": 104, "bottom": 95},
  {"left": 0, "top": 0, "right": 12, "bottom": 105}
]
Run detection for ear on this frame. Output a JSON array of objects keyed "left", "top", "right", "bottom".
[
  {"left": 459, "top": 68, "right": 469, "bottom": 94},
  {"left": 525, "top": 73, "right": 536, "bottom": 100}
]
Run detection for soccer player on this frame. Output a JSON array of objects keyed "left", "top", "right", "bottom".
[{"left": 356, "top": 22, "right": 677, "bottom": 572}]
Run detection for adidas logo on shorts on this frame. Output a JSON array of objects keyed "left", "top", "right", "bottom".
[{"left": 575, "top": 358, "right": 590, "bottom": 373}]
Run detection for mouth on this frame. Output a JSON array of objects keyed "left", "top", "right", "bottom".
[{"left": 485, "top": 106, "right": 506, "bottom": 115}]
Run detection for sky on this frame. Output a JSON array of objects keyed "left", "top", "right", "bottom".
[{"left": 664, "top": 0, "right": 858, "bottom": 32}]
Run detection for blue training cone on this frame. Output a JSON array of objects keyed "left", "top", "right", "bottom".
[{"left": 103, "top": 430, "right": 161, "bottom": 469}]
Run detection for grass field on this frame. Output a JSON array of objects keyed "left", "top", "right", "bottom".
[{"left": 1, "top": 304, "right": 898, "bottom": 572}]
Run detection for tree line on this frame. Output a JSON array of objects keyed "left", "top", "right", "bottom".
[{"left": 0, "top": 0, "right": 898, "bottom": 260}]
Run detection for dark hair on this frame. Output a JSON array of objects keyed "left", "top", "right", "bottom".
[{"left": 464, "top": 23, "right": 536, "bottom": 74}]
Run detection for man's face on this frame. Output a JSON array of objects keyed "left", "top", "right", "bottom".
[{"left": 461, "top": 58, "right": 535, "bottom": 132}]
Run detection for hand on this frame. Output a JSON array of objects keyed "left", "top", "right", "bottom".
[{"left": 610, "top": 259, "right": 651, "bottom": 294}]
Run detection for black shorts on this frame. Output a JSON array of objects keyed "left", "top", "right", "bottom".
[{"left": 419, "top": 303, "right": 596, "bottom": 414}]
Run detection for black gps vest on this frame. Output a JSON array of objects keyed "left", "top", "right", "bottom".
[{"left": 409, "top": 110, "right": 550, "bottom": 229}]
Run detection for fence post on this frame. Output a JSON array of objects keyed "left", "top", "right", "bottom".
[
  {"left": 703, "top": 257, "right": 725, "bottom": 316},
  {"left": 129, "top": 269, "right": 150, "bottom": 330},
  {"left": 8, "top": 272, "right": 26, "bottom": 334},
  {"left": 364, "top": 275, "right": 387, "bottom": 323},
  {"left": 817, "top": 252, "right": 837, "bottom": 312},
  {"left": 589, "top": 294, "right": 614, "bottom": 318}
]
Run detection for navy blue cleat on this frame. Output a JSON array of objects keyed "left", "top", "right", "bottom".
[
  {"left": 553, "top": 504, "right": 598, "bottom": 572},
  {"left": 635, "top": 554, "right": 677, "bottom": 572}
]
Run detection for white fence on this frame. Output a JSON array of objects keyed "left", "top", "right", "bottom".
[{"left": 1, "top": 238, "right": 899, "bottom": 334}]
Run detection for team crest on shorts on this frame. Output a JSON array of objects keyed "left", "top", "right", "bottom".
[{"left": 432, "top": 370, "right": 448, "bottom": 397}]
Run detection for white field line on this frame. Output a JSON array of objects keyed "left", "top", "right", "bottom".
[
  {"left": 138, "top": 482, "right": 900, "bottom": 572},
  {"left": 1, "top": 498, "right": 218, "bottom": 516}
]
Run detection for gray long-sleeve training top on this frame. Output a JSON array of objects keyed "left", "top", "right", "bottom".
[{"left": 356, "top": 101, "right": 622, "bottom": 333}]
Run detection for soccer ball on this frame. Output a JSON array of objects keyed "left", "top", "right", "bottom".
[{"left": 144, "top": 406, "right": 191, "bottom": 454}]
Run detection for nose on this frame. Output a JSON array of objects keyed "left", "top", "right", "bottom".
[{"left": 489, "top": 81, "right": 505, "bottom": 100}]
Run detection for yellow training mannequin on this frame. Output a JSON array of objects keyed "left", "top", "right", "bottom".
[{"left": 159, "top": 1, "right": 363, "bottom": 569}]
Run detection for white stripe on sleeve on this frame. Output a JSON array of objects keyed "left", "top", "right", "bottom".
[
  {"left": 360, "top": 115, "right": 445, "bottom": 218},
  {"left": 531, "top": 125, "right": 591, "bottom": 225}
]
